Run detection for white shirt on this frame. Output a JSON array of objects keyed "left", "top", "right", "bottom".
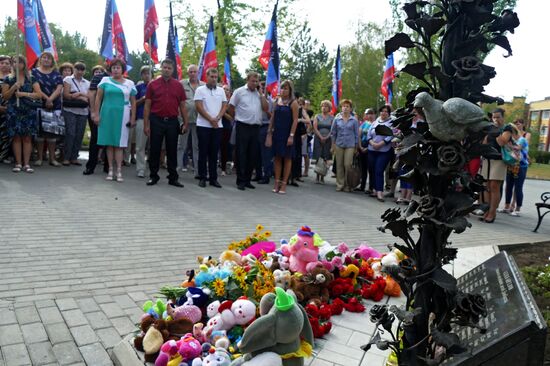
[
  {"left": 63, "top": 75, "right": 90, "bottom": 115},
  {"left": 229, "top": 85, "right": 263, "bottom": 125},
  {"left": 194, "top": 85, "right": 227, "bottom": 128}
]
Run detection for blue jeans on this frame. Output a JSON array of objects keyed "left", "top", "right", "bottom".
[
  {"left": 505, "top": 166, "right": 527, "bottom": 207},
  {"left": 368, "top": 150, "right": 392, "bottom": 192}
]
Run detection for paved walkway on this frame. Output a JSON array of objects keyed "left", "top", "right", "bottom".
[{"left": 0, "top": 164, "right": 548, "bottom": 365}]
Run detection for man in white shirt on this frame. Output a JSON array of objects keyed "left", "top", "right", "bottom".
[
  {"left": 194, "top": 68, "right": 227, "bottom": 188},
  {"left": 228, "top": 71, "right": 268, "bottom": 190}
]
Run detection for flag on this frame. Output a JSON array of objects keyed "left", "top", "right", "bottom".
[
  {"left": 222, "top": 51, "right": 231, "bottom": 88},
  {"left": 144, "top": 0, "right": 159, "bottom": 63},
  {"left": 258, "top": 4, "right": 277, "bottom": 71},
  {"left": 331, "top": 45, "right": 342, "bottom": 115},
  {"left": 17, "top": 0, "right": 41, "bottom": 68},
  {"left": 100, "top": 0, "right": 132, "bottom": 71},
  {"left": 33, "top": 0, "right": 58, "bottom": 60},
  {"left": 264, "top": 4, "right": 280, "bottom": 98},
  {"left": 381, "top": 53, "right": 395, "bottom": 105},
  {"left": 166, "top": 2, "right": 181, "bottom": 79},
  {"left": 197, "top": 16, "right": 218, "bottom": 83}
]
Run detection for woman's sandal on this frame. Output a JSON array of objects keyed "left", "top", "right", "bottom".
[
  {"left": 278, "top": 182, "right": 287, "bottom": 195},
  {"left": 106, "top": 170, "right": 114, "bottom": 181},
  {"left": 116, "top": 171, "right": 124, "bottom": 182},
  {"left": 272, "top": 180, "right": 280, "bottom": 193},
  {"left": 23, "top": 165, "right": 34, "bottom": 173},
  {"left": 12, "top": 164, "right": 22, "bottom": 173}
]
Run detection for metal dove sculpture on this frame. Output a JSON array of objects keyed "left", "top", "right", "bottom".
[{"left": 413, "top": 92, "right": 491, "bottom": 142}]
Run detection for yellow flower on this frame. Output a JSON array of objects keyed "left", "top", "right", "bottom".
[
  {"left": 213, "top": 278, "right": 226, "bottom": 297},
  {"left": 233, "top": 267, "right": 247, "bottom": 283},
  {"left": 256, "top": 224, "right": 264, "bottom": 232},
  {"left": 264, "top": 231, "right": 272, "bottom": 238}
]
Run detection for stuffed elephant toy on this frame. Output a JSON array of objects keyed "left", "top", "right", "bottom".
[{"left": 230, "top": 288, "right": 314, "bottom": 366}]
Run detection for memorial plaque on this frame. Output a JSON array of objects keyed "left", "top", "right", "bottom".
[{"left": 444, "top": 251, "right": 547, "bottom": 366}]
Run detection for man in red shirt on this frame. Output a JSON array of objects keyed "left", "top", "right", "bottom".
[{"left": 144, "top": 59, "right": 189, "bottom": 187}]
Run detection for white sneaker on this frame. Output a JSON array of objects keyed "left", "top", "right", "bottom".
[
  {"left": 137, "top": 171, "right": 145, "bottom": 178},
  {"left": 181, "top": 167, "right": 188, "bottom": 172},
  {"left": 472, "top": 209, "right": 485, "bottom": 216},
  {"left": 510, "top": 211, "right": 521, "bottom": 217}
]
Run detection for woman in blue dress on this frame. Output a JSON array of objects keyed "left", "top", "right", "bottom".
[
  {"left": 265, "top": 80, "right": 299, "bottom": 194},
  {"left": 1, "top": 55, "right": 42, "bottom": 173}
]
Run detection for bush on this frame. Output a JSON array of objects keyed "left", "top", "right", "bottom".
[
  {"left": 522, "top": 264, "right": 550, "bottom": 326},
  {"left": 530, "top": 151, "right": 550, "bottom": 164}
]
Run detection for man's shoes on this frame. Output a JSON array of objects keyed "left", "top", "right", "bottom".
[
  {"left": 244, "top": 183, "right": 255, "bottom": 189},
  {"left": 146, "top": 178, "right": 159, "bottom": 186},
  {"left": 198, "top": 179, "right": 207, "bottom": 188},
  {"left": 237, "top": 184, "right": 245, "bottom": 191},
  {"left": 210, "top": 181, "right": 222, "bottom": 188},
  {"left": 194, "top": 175, "right": 201, "bottom": 180},
  {"left": 83, "top": 169, "right": 94, "bottom": 175},
  {"left": 169, "top": 180, "right": 184, "bottom": 188},
  {"left": 258, "top": 178, "right": 270, "bottom": 184},
  {"left": 252, "top": 176, "right": 261, "bottom": 182}
]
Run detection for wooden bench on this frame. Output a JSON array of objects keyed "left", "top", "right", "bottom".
[{"left": 534, "top": 192, "right": 550, "bottom": 232}]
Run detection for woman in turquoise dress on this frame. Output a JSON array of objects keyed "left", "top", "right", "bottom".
[
  {"left": 93, "top": 60, "right": 136, "bottom": 182},
  {"left": 1, "top": 55, "right": 42, "bottom": 173}
]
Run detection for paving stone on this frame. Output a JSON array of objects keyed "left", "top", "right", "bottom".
[
  {"left": 99, "top": 303, "right": 125, "bottom": 318},
  {"left": 76, "top": 298, "right": 100, "bottom": 313},
  {"left": 93, "top": 295, "right": 113, "bottom": 304},
  {"left": 109, "top": 316, "right": 136, "bottom": 336},
  {"left": 0, "top": 324, "right": 24, "bottom": 346},
  {"left": 27, "top": 342, "right": 56, "bottom": 365},
  {"left": 21, "top": 323, "right": 48, "bottom": 344},
  {"left": 34, "top": 300, "right": 56, "bottom": 309},
  {"left": 52, "top": 341, "right": 84, "bottom": 365},
  {"left": 112, "top": 295, "right": 136, "bottom": 309},
  {"left": 0, "top": 309, "right": 17, "bottom": 326},
  {"left": 79, "top": 343, "right": 113, "bottom": 366},
  {"left": 2, "top": 343, "right": 31, "bottom": 366},
  {"left": 45, "top": 323, "right": 73, "bottom": 345},
  {"left": 61, "top": 309, "right": 88, "bottom": 328},
  {"left": 96, "top": 327, "right": 122, "bottom": 349},
  {"left": 127, "top": 291, "right": 149, "bottom": 302},
  {"left": 84, "top": 311, "right": 112, "bottom": 330},
  {"left": 38, "top": 307, "right": 64, "bottom": 325},
  {"left": 70, "top": 325, "right": 99, "bottom": 347},
  {"left": 14, "top": 306, "right": 40, "bottom": 325},
  {"left": 309, "top": 359, "right": 335, "bottom": 366},
  {"left": 55, "top": 299, "right": 78, "bottom": 311},
  {"left": 123, "top": 307, "right": 144, "bottom": 323}
]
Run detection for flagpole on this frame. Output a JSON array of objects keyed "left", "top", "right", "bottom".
[{"left": 15, "top": 30, "right": 21, "bottom": 107}]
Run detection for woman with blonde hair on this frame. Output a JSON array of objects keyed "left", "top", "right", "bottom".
[
  {"left": 265, "top": 79, "right": 299, "bottom": 194},
  {"left": 312, "top": 99, "right": 334, "bottom": 184},
  {"left": 1, "top": 55, "right": 42, "bottom": 172},
  {"left": 32, "top": 51, "right": 63, "bottom": 166}
]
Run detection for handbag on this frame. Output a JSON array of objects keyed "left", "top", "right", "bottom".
[
  {"left": 501, "top": 143, "right": 520, "bottom": 166},
  {"left": 346, "top": 154, "right": 362, "bottom": 189},
  {"left": 314, "top": 158, "right": 328, "bottom": 176},
  {"left": 37, "top": 108, "right": 65, "bottom": 136},
  {"left": 63, "top": 79, "right": 89, "bottom": 108}
]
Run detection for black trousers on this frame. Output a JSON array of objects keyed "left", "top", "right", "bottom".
[
  {"left": 149, "top": 115, "right": 179, "bottom": 182},
  {"left": 85, "top": 119, "right": 108, "bottom": 172},
  {"left": 235, "top": 122, "right": 260, "bottom": 186},
  {"left": 291, "top": 133, "right": 303, "bottom": 180},
  {"left": 197, "top": 126, "right": 221, "bottom": 182},
  {"left": 360, "top": 151, "right": 369, "bottom": 190}
]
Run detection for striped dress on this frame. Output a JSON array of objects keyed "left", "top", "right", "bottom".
[{"left": 97, "top": 77, "right": 136, "bottom": 147}]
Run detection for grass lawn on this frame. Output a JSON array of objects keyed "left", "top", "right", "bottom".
[{"left": 527, "top": 163, "right": 550, "bottom": 180}]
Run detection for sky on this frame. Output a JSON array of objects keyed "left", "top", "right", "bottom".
[{"left": 1, "top": 0, "right": 548, "bottom": 102}]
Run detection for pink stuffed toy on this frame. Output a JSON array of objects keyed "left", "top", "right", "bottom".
[
  {"left": 241, "top": 241, "right": 276, "bottom": 259},
  {"left": 166, "top": 300, "right": 202, "bottom": 323},
  {"left": 351, "top": 245, "right": 382, "bottom": 261},
  {"left": 155, "top": 333, "right": 202, "bottom": 366},
  {"left": 281, "top": 226, "right": 321, "bottom": 274}
]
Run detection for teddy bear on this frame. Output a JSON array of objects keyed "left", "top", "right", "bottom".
[
  {"left": 290, "top": 264, "right": 334, "bottom": 306},
  {"left": 134, "top": 316, "right": 194, "bottom": 363},
  {"left": 231, "top": 297, "right": 256, "bottom": 326},
  {"left": 166, "top": 300, "right": 203, "bottom": 323},
  {"left": 155, "top": 333, "right": 202, "bottom": 366},
  {"left": 281, "top": 226, "right": 323, "bottom": 274},
  {"left": 229, "top": 287, "right": 314, "bottom": 366},
  {"left": 273, "top": 269, "right": 292, "bottom": 290},
  {"left": 192, "top": 347, "right": 232, "bottom": 366}
]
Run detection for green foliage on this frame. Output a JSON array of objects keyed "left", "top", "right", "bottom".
[
  {"left": 522, "top": 263, "right": 550, "bottom": 327},
  {"left": 307, "top": 59, "right": 332, "bottom": 115},
  {"left": 340, "top": 21, "right": 389, "bottom": 116},
  {"left": 531, "top": 151, "right": 550, "bottom": 165}
]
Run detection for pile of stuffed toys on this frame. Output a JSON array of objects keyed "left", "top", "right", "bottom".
[{"left": 133, "top": 226, "right": 403, "bottom": 366}]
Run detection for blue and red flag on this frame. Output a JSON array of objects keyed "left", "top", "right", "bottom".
[
  {"left": 144, "top": 0, "right": 159, "bottom": 64},
  {"left": 222, "top": 51, "right": 231, "bottom": 88},
  {"left": 259, "top": 4, "right": 277, "bottom": 71},
  {"left": 381, "top": 53, "right": 395, "bottom": 105},
  {"left": 166, "top": 2, "right": 181, "bottom": 79},
  {"left": 17, "top": 0, "right": 41, "bottom": 68},
  {"left": 263, "top": 4, "right": 280, "bottom": 98},
  {"left": 331, "top": 45, "right": 342, "bottom": 115},
  {"left": 33, "top": 0, "right": 58, "bottom": 61},
  {"left": 100, "top": 0, "right": 132, "bottom": 71},
  {"left": 197, "top": 16, "right": 218, "bottom": 83}
]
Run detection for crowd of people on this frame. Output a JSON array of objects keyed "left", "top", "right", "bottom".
[{"left": 0, "top": 54, "right": 531, "bottom": 221}]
